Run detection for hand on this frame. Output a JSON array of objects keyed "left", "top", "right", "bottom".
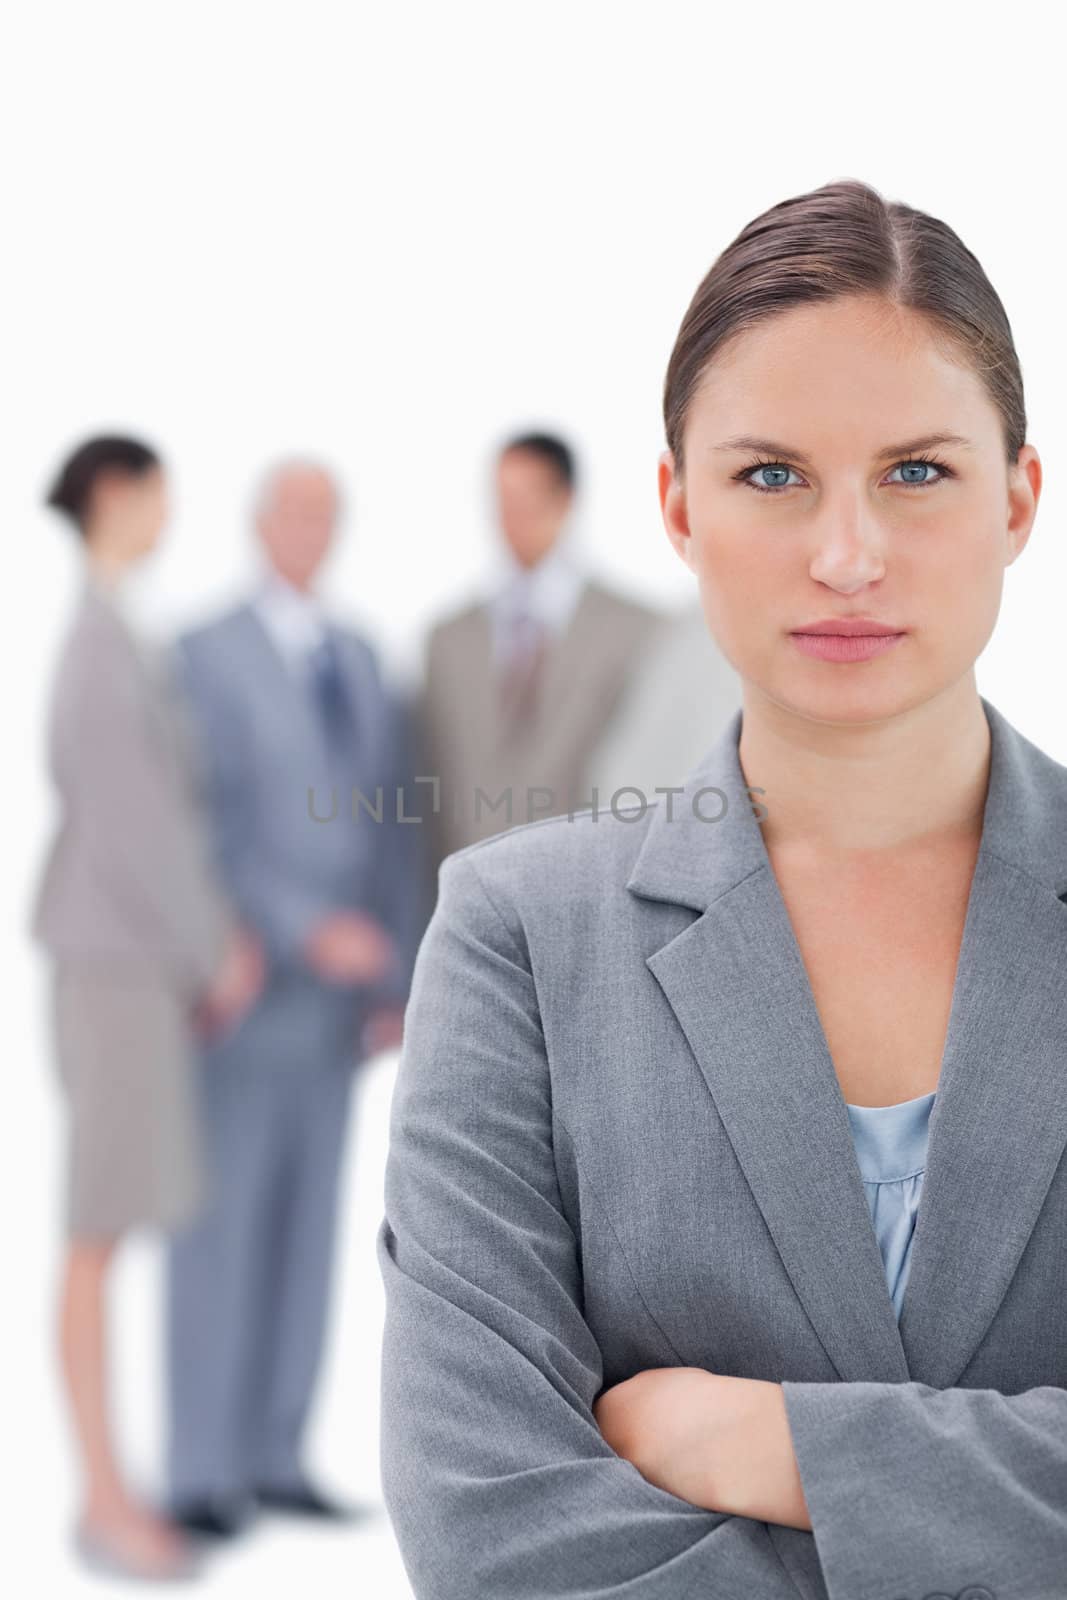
[
  {"left": 194, "top": 925, "right": 265, "bottom": 1041},
  {"left": 593, "top": 1367, "right": 811, "bottom": 1530},
  {"left": 303, "top": 910, "right": 397, "bottom": 985},
  {"left": 362, "top": 1005, "right": 406, "bottom": 1056}
]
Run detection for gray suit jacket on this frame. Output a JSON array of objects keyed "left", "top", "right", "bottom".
[
  {"left": 378, "top": 694, "right": 1067, "bottom": 1599},
  {"left": 175, "top": 602, "right": 429, "bottom": 1062},
  {"left": 416, "top": 578, "right": 661, "bottom": 877},
  {"left": 31, "top": 572, "right": 231, "bottom": 996}
]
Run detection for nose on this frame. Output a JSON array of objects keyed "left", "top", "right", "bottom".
[{"left": 807, "top": 488, "right": 887, "bottom": 592}]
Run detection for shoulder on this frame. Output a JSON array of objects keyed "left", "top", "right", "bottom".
[
  {"left": 51, "top": 587, "right": 137, "bottom": 706},
  {"left": 985, "top": 701, "right": 1067, "bottom": 882},
  {"left": 434, "top": 796, "right": 661, "bottom": 953},
  {"left": 169, "top": 609, "right": 260, "bottom": 730},
  {"left": 177, "top": 602, "right": 249, "bottom": 661},
  {"left": 580, "top": 578, "right": 662, "bottom": 632},
  {"left": 175, "top": 605, "right": 265, "bottom": 699},
  {"left": 427, "top": 599, "right": 487, "bottom": 647}
]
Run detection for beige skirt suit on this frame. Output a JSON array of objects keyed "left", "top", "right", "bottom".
[{"left": 31, "top": 571, "right": 232, "bottom": 1237}]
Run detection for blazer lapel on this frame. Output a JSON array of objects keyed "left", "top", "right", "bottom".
[
  {"left": 896, "top": 710, "right": 1067, "bottom": 1387},
  {"left": 231, "top": 602, "right": 328, "bottom": 776},
  {"left": 626, "top": 697, "right": 1067, "bottom": 1388},
  {"left": 332, "top": 629, "right": 391, "bottom": 769},
  {"left": 234, "top": 600, "right": 310, "bottom": 711},
  {"left": 535, "top": 582, "right": 598, "bottom": 715}
]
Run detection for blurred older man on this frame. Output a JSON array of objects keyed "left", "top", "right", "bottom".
[{"left": 164, "top": 459, "right": 428, "bottom": 1535}]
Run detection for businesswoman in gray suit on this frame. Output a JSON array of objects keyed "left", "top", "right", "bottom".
[
  {"left": 378, "top": 179, "right": 1066, "bottom": 1600},
  {"left": 32, "top": 436, "right": 263, "bottom": 1581}
]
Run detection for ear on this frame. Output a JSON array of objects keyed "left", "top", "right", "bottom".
[
  {"left": 658, "top": 450, "right": 695, "bottom": 572},
  {"left": 1005, "top": 443, "right": 1041, "bottom": 565}
]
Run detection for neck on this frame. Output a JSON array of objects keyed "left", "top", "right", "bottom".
[
  {"left": 738, "top": 674, "right": 991, "bottom": 859},
  {"left": 506, "top": 527, "right": 570, "bottom": 575},
  {"left": 268, "top": 567, "right": 314, "bottom": 596},
  {"left": 85, "top": 545, "right": 129, "bottom": 587}
]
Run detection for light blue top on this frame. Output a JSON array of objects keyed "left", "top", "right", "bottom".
[{"left": 844, "top": 1089, "right": 937, "bottom": 1321}]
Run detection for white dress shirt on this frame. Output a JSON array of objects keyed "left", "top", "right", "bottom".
[
  {"left": 485, "top": 528, "right": 586, "bottom": 668},
  {"left": 252, "top": 571, "right": 329, "bottom": 679}
]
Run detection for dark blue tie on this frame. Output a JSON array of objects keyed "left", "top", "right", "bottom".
[{"left": 307, "top": 632, "right": 355, "bottom": 761}]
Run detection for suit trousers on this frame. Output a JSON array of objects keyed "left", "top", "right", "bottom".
[{"left": 165, "top": 1044, "right": 355, "bottom": 1499}]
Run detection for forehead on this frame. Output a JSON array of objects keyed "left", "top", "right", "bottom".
[
  {"left": 498, "top": 449, "right": 560, "bottom": 487},
  {"left": 686, "top": 294, "right": 996, "bottom": 456},
  {"left": 272, "top": 467, "right": 336, "bottom": 505}
]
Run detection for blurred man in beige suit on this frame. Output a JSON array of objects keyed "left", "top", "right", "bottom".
[{"left": 416, "top": 431, "right": 661, "bottom": 886}]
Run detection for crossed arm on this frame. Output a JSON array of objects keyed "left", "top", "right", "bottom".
[
  {"left": 594, "top": 1367, "right": 811, "bottom": 1531},
  {"left": 379, "top": 848, "right": 1067, "bottom": 1600},
  {"left": 379, "top": 850, "right": 808, "bottom": 1598}
]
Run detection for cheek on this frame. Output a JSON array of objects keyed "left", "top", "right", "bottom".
[
  {"left": 944, "top": 539, "right": 1007, "bottom": 649},
  {"left": 300, "top": 526, "right": 329, "bottom": 563},
  {"left": 687, "top": 526, "right": 773, "bottom": 667},
  {"left": 903, "top": 504, "right": 1008, "bottom": 612},
  {"left": 689, "top": 511, "right": 789, "bottom": 610}
]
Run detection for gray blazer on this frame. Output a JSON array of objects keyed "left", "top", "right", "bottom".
[
  {"left": 416, "top": 578, "right": 661, "bottom": 876},
  {"left": 31, "top": 572, "right": 231, "bottom": 996},
  {"left": 378, "top": 694, "right": 1067, "bottom": 1600}
]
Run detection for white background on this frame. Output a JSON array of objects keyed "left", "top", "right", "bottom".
[{"left": 3, "top": 2, "right": 1066, "bottom": 1594}]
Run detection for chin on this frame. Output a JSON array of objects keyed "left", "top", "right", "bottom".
[{"left": 758, "top": 675, "right": 923, "bottom": 730}]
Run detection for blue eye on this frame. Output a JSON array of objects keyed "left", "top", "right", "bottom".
[
  {"left": 734, "top": 454, "right": 954, "bottom": 495},
  {"left": 743, "top": 462, "right": 802, "bottom": 492},
  {"left": 887, "top": 459, "right": 946, "bottom": 486}
]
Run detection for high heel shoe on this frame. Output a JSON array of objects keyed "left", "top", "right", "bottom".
[{"left": 71, "top": 1518, "right": 203, "bottom": 1584}]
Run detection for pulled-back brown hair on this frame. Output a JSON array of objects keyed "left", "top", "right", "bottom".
[
  {"left": 45, "top": 433, "right": 161, "bottom": 535},
  {"left": 663, "top": 179, "right": 1026, "bottom": 479}
]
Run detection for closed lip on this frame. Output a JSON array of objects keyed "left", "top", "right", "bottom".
[{"left": 790, "top": 618, "right": 906, "bottom": 637}]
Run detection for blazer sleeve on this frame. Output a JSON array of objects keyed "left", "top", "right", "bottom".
[
  {"left": 172, "top": 638, "right": 325, "bottom": 968},
  {"left": 377, "top": 849, "right": 809, "bottom": 1600},
  {"left": 55, "top": 629, "right": 232, "bottom": 994},
  {"left": 781, "top": 1377, "right": 1067, "bottom": 1599}
]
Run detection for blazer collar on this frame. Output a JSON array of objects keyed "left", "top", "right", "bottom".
[{"left": 626, "top": 696, "right": 1067, "bottom": 1387}]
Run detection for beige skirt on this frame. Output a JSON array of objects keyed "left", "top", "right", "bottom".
[{"left": 49, "top": 965, "right": 207, "bottom": 1239}]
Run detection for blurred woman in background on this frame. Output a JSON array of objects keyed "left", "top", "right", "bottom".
[{"left": 31, "top": 435, "right": 263, "bottom": 1581}]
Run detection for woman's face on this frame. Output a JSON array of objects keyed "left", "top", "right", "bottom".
[
  {"left": 88, "top": 463, "right": 169, "bottom": 563},
  {"left": 659, "top": 293, "right": 1041, "bottom": 726}
]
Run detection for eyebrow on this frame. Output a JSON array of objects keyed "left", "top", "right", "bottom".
[{"left": 710, "top": 431, "right": 974, "bottom": 467}]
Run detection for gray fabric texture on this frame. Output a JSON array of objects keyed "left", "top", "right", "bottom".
[{"left": 378, "top": 695, "right": 1067, "bottom": 1599}]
